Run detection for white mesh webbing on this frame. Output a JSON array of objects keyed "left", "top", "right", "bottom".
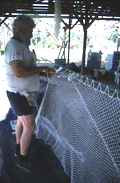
[{"left": 35, "top": 73, "right": 120, "bottom": 183}]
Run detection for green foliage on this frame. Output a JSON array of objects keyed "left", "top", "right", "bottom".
[
  {"left": 109, "top": 29, "right": 119, "bottom": 43},
  {"left": 70, "top": 32, "right": 83, "bottom": 48},
  {"left": 0, "top": 18, "right": 120, "bottom": 63},
  {"left": 87, "top": 34, "right": 92, "bottom": 45}
]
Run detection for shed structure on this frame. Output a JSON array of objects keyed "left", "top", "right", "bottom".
[{"left": 0, "top": 0, "right": 120, "bottom": 73}]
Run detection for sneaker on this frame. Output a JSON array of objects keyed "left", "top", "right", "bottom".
[
  {"left": 15, "top": 147, "right": 20, "bottom": 157},
  {"left": 18, "top": 160, "right": 39, "bottom": 172},
  {"left": 15, "top": 150, "right": 20, "bottom": 157}
]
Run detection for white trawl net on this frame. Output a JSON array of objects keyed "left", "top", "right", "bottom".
[{"left": 35, "top": 71, "right": 120, "bottom": 183}]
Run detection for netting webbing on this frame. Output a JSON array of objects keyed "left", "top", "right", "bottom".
[{"left": 35, "top": 73, "right": 120, "bottom": 183}]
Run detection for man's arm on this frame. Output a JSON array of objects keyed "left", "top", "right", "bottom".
[{"left": 10, "top": 61, "right": 53, "bottom": 78}]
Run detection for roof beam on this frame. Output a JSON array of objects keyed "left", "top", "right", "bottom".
[
  {"left": 0, "top": 17, "right": 8, "bottom": 26},
  {"left": 63, "top": 0, "right": 83, "bottom": 25}
]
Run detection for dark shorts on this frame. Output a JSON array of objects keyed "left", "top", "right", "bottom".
[{"left": 6, "top": 90, "right": 33, "bottom": 116}]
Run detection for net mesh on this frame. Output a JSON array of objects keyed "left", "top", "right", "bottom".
[{"left": 35, "top": 71, "right": 120, "bottom": 183}]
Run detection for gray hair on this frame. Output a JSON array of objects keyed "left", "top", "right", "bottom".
[{"left": 12, "top": 15, "right": 36, "bottom": 35}]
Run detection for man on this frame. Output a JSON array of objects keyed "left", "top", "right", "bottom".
[{"left": 4, "top": 15, "right": 53, "bottom": 172}]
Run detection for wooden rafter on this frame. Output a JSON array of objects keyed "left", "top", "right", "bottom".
[
  {"left": 0, "top": 1, "right": 120, "bottom": 20},
  {"left": 0, "top": 17, "right": 8, "bottom": 26}
]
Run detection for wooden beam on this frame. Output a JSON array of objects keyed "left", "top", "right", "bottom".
[
  {"left": 62, "top": 19, "right": 68, "bottom": 29},
  {"left": 71, "top": 20, "right": 79, "bottom": 29},
  {"left": 81, "top": 24, "right": 87, "bottom": 75},
  {"left": 63, "top": 0, "right": 83, "bottom": 25},
  {"left": 0, "top": 17, "right": 8, "bottom": 26},
  {"left": 68, "top": 16, "right": 71, "bottom": 64}
]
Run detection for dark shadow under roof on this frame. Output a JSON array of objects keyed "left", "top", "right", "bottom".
[{"left": 0, "top": 0, "right": 120, "bottom": 21}]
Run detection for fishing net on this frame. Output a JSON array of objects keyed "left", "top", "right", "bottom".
[{"left": 35, "top": 71, "right": 120, "bottom": 183}]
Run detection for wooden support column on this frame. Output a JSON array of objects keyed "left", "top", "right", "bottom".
[
  {"left": 63, "top": 28, "right": 66, "bottom": 59},
  {"left": 68, "top": 27, "right": 70, "bottom": 64},
  {"left": 81, "top": 25, "right": 87, "bottom": 75},
  {"left": 68, "top": 16, "right": 71, "bottom": 64}
]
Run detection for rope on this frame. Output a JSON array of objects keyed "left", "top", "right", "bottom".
[{"left": 35, "top": 75, "right": 50, "bottom": 125}]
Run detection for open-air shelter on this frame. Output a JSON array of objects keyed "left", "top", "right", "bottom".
[
  {"left": 0, "top": 0, "right": 120, "bottom": 74},
  {"left": 0, "top": 1, "right": 120, "bottom": 183}
]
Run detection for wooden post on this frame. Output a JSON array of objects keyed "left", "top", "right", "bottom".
[
  {"left": 68, "top": 27, "right": 70, "bottom": 64},
  {"left": 81, "top": 25, "right": 87, "bottom": 75},
  {"left": 63, "top": 28, "right": 66, "bottom": 59},
  {"left": 68, "top": 16, "right": 71, "bottom": 64}
]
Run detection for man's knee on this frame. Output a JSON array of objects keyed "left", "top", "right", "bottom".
[
  {"left": 20, "top": 114, "right": 36, "bottom": 133},
  {"left": 17, "top": 116, "right": 22, "bottom": 124},
  {"left": 23, "top": 122, "right": 35, "bottom": 134},
  {"left": 29, "top": 122, "right": 36, "bottom": 133}
]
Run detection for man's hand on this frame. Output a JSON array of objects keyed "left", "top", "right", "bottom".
[{"left": 40, "top": 67, "right": 54, "bottom": 78}]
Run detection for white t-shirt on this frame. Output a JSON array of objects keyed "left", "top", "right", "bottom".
[{"left": 4, "top": 38, "right": 39, "bottom": 95}]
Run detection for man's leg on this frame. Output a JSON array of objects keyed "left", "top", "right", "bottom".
[
  {"left": 18, "top": 113, "right": 36, "bottom": 156},
  {"left": 15, "top": 116, "right": 23, "bottom": 156},
  {"left": 17, "top": 113, "right": 39, "bottom": 172},
  {"left": 15, "top": 116, "right": 23, "bottom": 144}
]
